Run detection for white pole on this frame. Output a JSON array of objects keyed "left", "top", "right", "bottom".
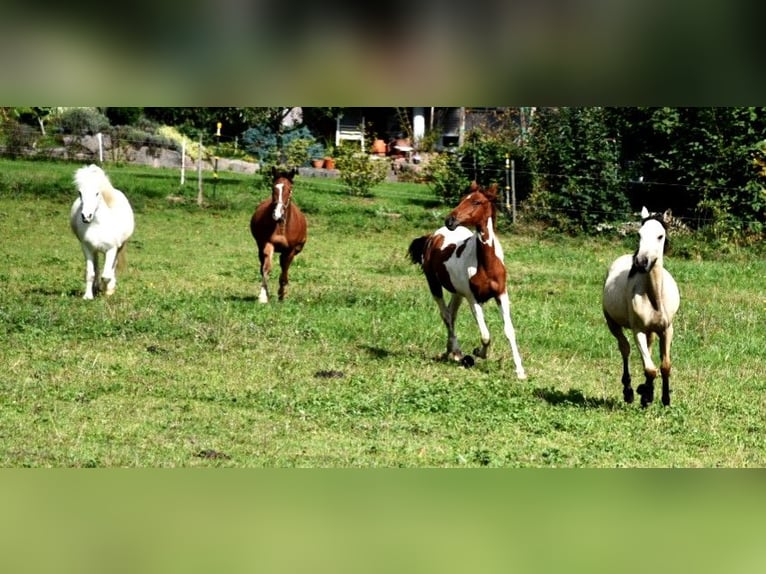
[
  {"left": 97, "top": 132, "right": 103, "bottom": 163},
  {"left": 197, "top": 133, "right": 204, "bottom": 206},
  {"left": 181, "top": 138, "right": 186, "bottom": 186}
]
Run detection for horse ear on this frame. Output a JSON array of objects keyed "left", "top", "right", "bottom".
[
  {"left": 640, "top": 206, "right": 650, "bottom": 219},
  {"left": 469, "top": 181, "right": 480, "bottom": 192},
  {"left": 662, "top": 208, "right": 672, "bottom": 223},
  {"left": 289, "top": 168, "right": 297, "bottom": 180},
  {"left": 271, "top": 166, "right": 278, "bottom": 179},
  {"left": 484, "top": 183, "right": 499, "bottom": 201}
]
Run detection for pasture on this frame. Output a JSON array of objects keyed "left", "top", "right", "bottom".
[{"left": 0, "top": 159, "right": 765, "bottom": 467}]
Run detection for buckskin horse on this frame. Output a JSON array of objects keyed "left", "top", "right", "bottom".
[
  {"left": 602, "top": 207, "right": 681, "bottom": 407},
  {"left": 250, "top": 167, "right": 308, "bottom": 303},
  {"left": 408, "top": 181, "right": 526, "bottom": 379}
]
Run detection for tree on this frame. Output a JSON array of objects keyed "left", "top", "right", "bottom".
[{"left": 528, "top": 107, "right": 627, "bottom": 232}]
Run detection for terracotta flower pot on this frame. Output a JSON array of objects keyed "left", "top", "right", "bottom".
[
  {"left": 311, "top": 159, "right": 324, "bottom": 168},
  {"left": 371, "top": 139, "right": 387, "bottom": 156},
  {"left": 324, "top": 157, "right": 336, "bottom": 170}
]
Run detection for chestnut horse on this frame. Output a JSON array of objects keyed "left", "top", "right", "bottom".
[
  {"left": 250, "top": 167, "right": 307, "bottom": 303},
  {"left": 408, "top": 182, "right": 526, "bottom": 379},
  {"left": 602, "top": 207, "right": 680, "bottom": 407}
]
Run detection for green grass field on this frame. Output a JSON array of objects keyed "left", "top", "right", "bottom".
[{"left": 1, "top": 159, "right": 765, "bottom": 467}]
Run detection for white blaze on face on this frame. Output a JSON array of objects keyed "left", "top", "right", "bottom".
[{"left": 272, "top": 183, "right": 285, "bottom": 221}]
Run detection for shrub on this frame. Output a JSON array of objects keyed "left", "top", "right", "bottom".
[
  {"left": 104, "top": 107, "right": 143, "bottom": 126},
  {"left": 54, "top": 107, "right": 110, "bottom": 135},
  {"left": 335, "top": 144, "right": 389, "bottom": 197},
  {"left": 422, "top": 151, "right": 470, "bottom": 204},
  {"left": 242, "top": 124, "right": 321, "bottom": 168}
]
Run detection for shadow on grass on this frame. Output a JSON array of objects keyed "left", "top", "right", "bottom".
[
  {"left": 26, "top": 287, "right": 82, "bottom": 298},
  {"left": 533, "top": 387, "right": 622, "bottom": 410},
  {"left": 407, "top": 197, "right": 442, "bottom": 209},
  {"left": 224, "top": 294, "right": 259, "bottom": 303},
  {"left": 360, "top": 345, "right": 392, "bottom": 359}
]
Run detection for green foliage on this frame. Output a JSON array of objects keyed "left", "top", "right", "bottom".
[
  {"left": 335, "top": 144, "right": 389, "bottom": 197},
  {"left": 242, "top": 124, "right": 321, "bottom": 168},
  {"left": 422, "top": 151, "right": 470, "bottom": 204},
  {"left": 104, "top": 107, "right": 143, "bottom": 126},
  {"left": 527, "top": 107, "right": 628, "bottom": 233},
  {"left": 53, "top": 107, "right": 111, "bottom": 135},
  {"left": 422, "top": 127, "right": 531, "bottom": 207}
]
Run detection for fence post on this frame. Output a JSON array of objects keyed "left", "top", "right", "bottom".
[
  {"left": 504, "top": 153, "right": 511, "bottom": 213},
  {"left": 181, "top": 138, "right": 186, "bottom": 186},
  {"left": 197, "top": 133, "right": 204, "bottom": 206},
  {"left": 511, "top": 158, "right": 517, "bottom": 224},
  {"left": 97, "top": 132, "right": 103, "bottom": 164}
]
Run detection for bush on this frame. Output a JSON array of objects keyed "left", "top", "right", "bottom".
[
  {"left": 335, "top": 144, "right": 388, "bottom": 197},
  {"left": 104, "top": 107, "right": 143, "bottom": 126},
  {"left": 422, "top": 128, "right": 530, "bottom": 207},
  {"left": 54, "top": 107, "right": 110, "bottom": 135},
  {"left": 422, "top": 151, "right": 470, "bottom": 204},
  {"left": 242, "top": 124, "right": 321, "bottom": 168},
  {"left": 527, "top": 107, "right": 628, "bottom": 233}
]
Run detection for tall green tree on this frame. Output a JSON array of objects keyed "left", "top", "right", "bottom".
[{"left": 528, "top": 107, "right": 627, "bottom": 232}]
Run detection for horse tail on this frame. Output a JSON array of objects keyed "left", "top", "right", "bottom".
[
  {"left": 408, "top": 235, "right": 429, "bottom": 265},
  {"left": 116, "top": 242, "right": 128, "bottom": 272}
]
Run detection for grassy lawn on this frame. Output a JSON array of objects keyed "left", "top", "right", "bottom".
[{"left": 1, "top": 158, "right": 764, "bottom": 467}]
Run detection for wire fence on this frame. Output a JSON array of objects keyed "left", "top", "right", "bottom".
[{"left": 1, "top": 126, "right": 758, "bottom": 227}]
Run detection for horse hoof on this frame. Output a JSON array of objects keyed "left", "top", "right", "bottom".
[
  {"left": 516, "top": 370, "right": 527, "bottom": 380},
  {"left": 623, "top": 387, "right": 634, "bottom": 404},
  {"left": 637, "top": 384, "right": 654, "bottom": 407},
  {"left": 460, "top": 355, "right": 475, "bottom": 368},
  {"left": 661, "top": 393, "right": 671, "bottom": 407}
]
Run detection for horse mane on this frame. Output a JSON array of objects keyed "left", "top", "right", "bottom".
[
  {"left": 75, "top": 164, "right": 118, "bottom": 208},
  {"left": 100, "top": 181, "right": 117, "bottom": 208}
]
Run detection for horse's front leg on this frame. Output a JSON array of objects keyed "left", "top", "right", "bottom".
[
  {"left": 659, "top": 326, "right": 674, "bottom": 406},
  {"left": 468, "top": 297, "right": 492, "bottom": 360},
  {"left": 495, "top": 292, "right": 526, "bottom": 380},
  {"left": 81, "top": 244, "right": 98, "bottom": 300},
  {"left": 258, "top": 243, "right": 274, "bottom": 303},
  {"left": 101, "top": 246, "right": 119, "bottom": 296},
  {"left": 634, "top": 331, "right": 657, "bottom": 407},
  {"left": 277, "top": 249, "right": 296, "bottom": 301}
]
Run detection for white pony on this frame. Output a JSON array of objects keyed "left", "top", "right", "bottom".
[
  {"left": 70, "top": 164, "right": 135, "bottom": 299},
  {"left": 602, "top": 207, "right": 680, "bottom": 407}
]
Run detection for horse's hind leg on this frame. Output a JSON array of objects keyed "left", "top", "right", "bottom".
[
  {"left": 278, "top": 249, "right": 297, "bottom": 301},
  {"left": 605, "top": 315, "right": 633, "bottom": 403},
  {"left": 435, "top": 293, "right": 463, "bottom": 361},
  {"left": 101, "top": 246, "right": 119, "bottom": 296},
  {"left": 659, "top": 326, "right": 674, "bottom": 406},
  {"left": 258, "top": 243, "right": 274, "bottom": 303}
]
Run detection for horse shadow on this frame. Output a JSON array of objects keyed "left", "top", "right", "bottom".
[
  {"left": 224, "top": 294, "right": 259, "bottom": 303},
  {"left": 359, "top": 345, "right": 393, "bottom": 359},
  {"left": 533, "top": 387, "right": 621, "bottom": 410}
]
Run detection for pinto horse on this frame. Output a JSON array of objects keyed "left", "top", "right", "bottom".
[
  {"left": 408, "top": 181, "right": 526, "bottom": 379},
  {"left": 602, "top": 207, "right": 680, "bottom": 407},
  {"left": 70, "top": 164, "right": 135, "bottom": 300},
  {"left": 250, "top": 167, "right": 308, "bottom": 303}
]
